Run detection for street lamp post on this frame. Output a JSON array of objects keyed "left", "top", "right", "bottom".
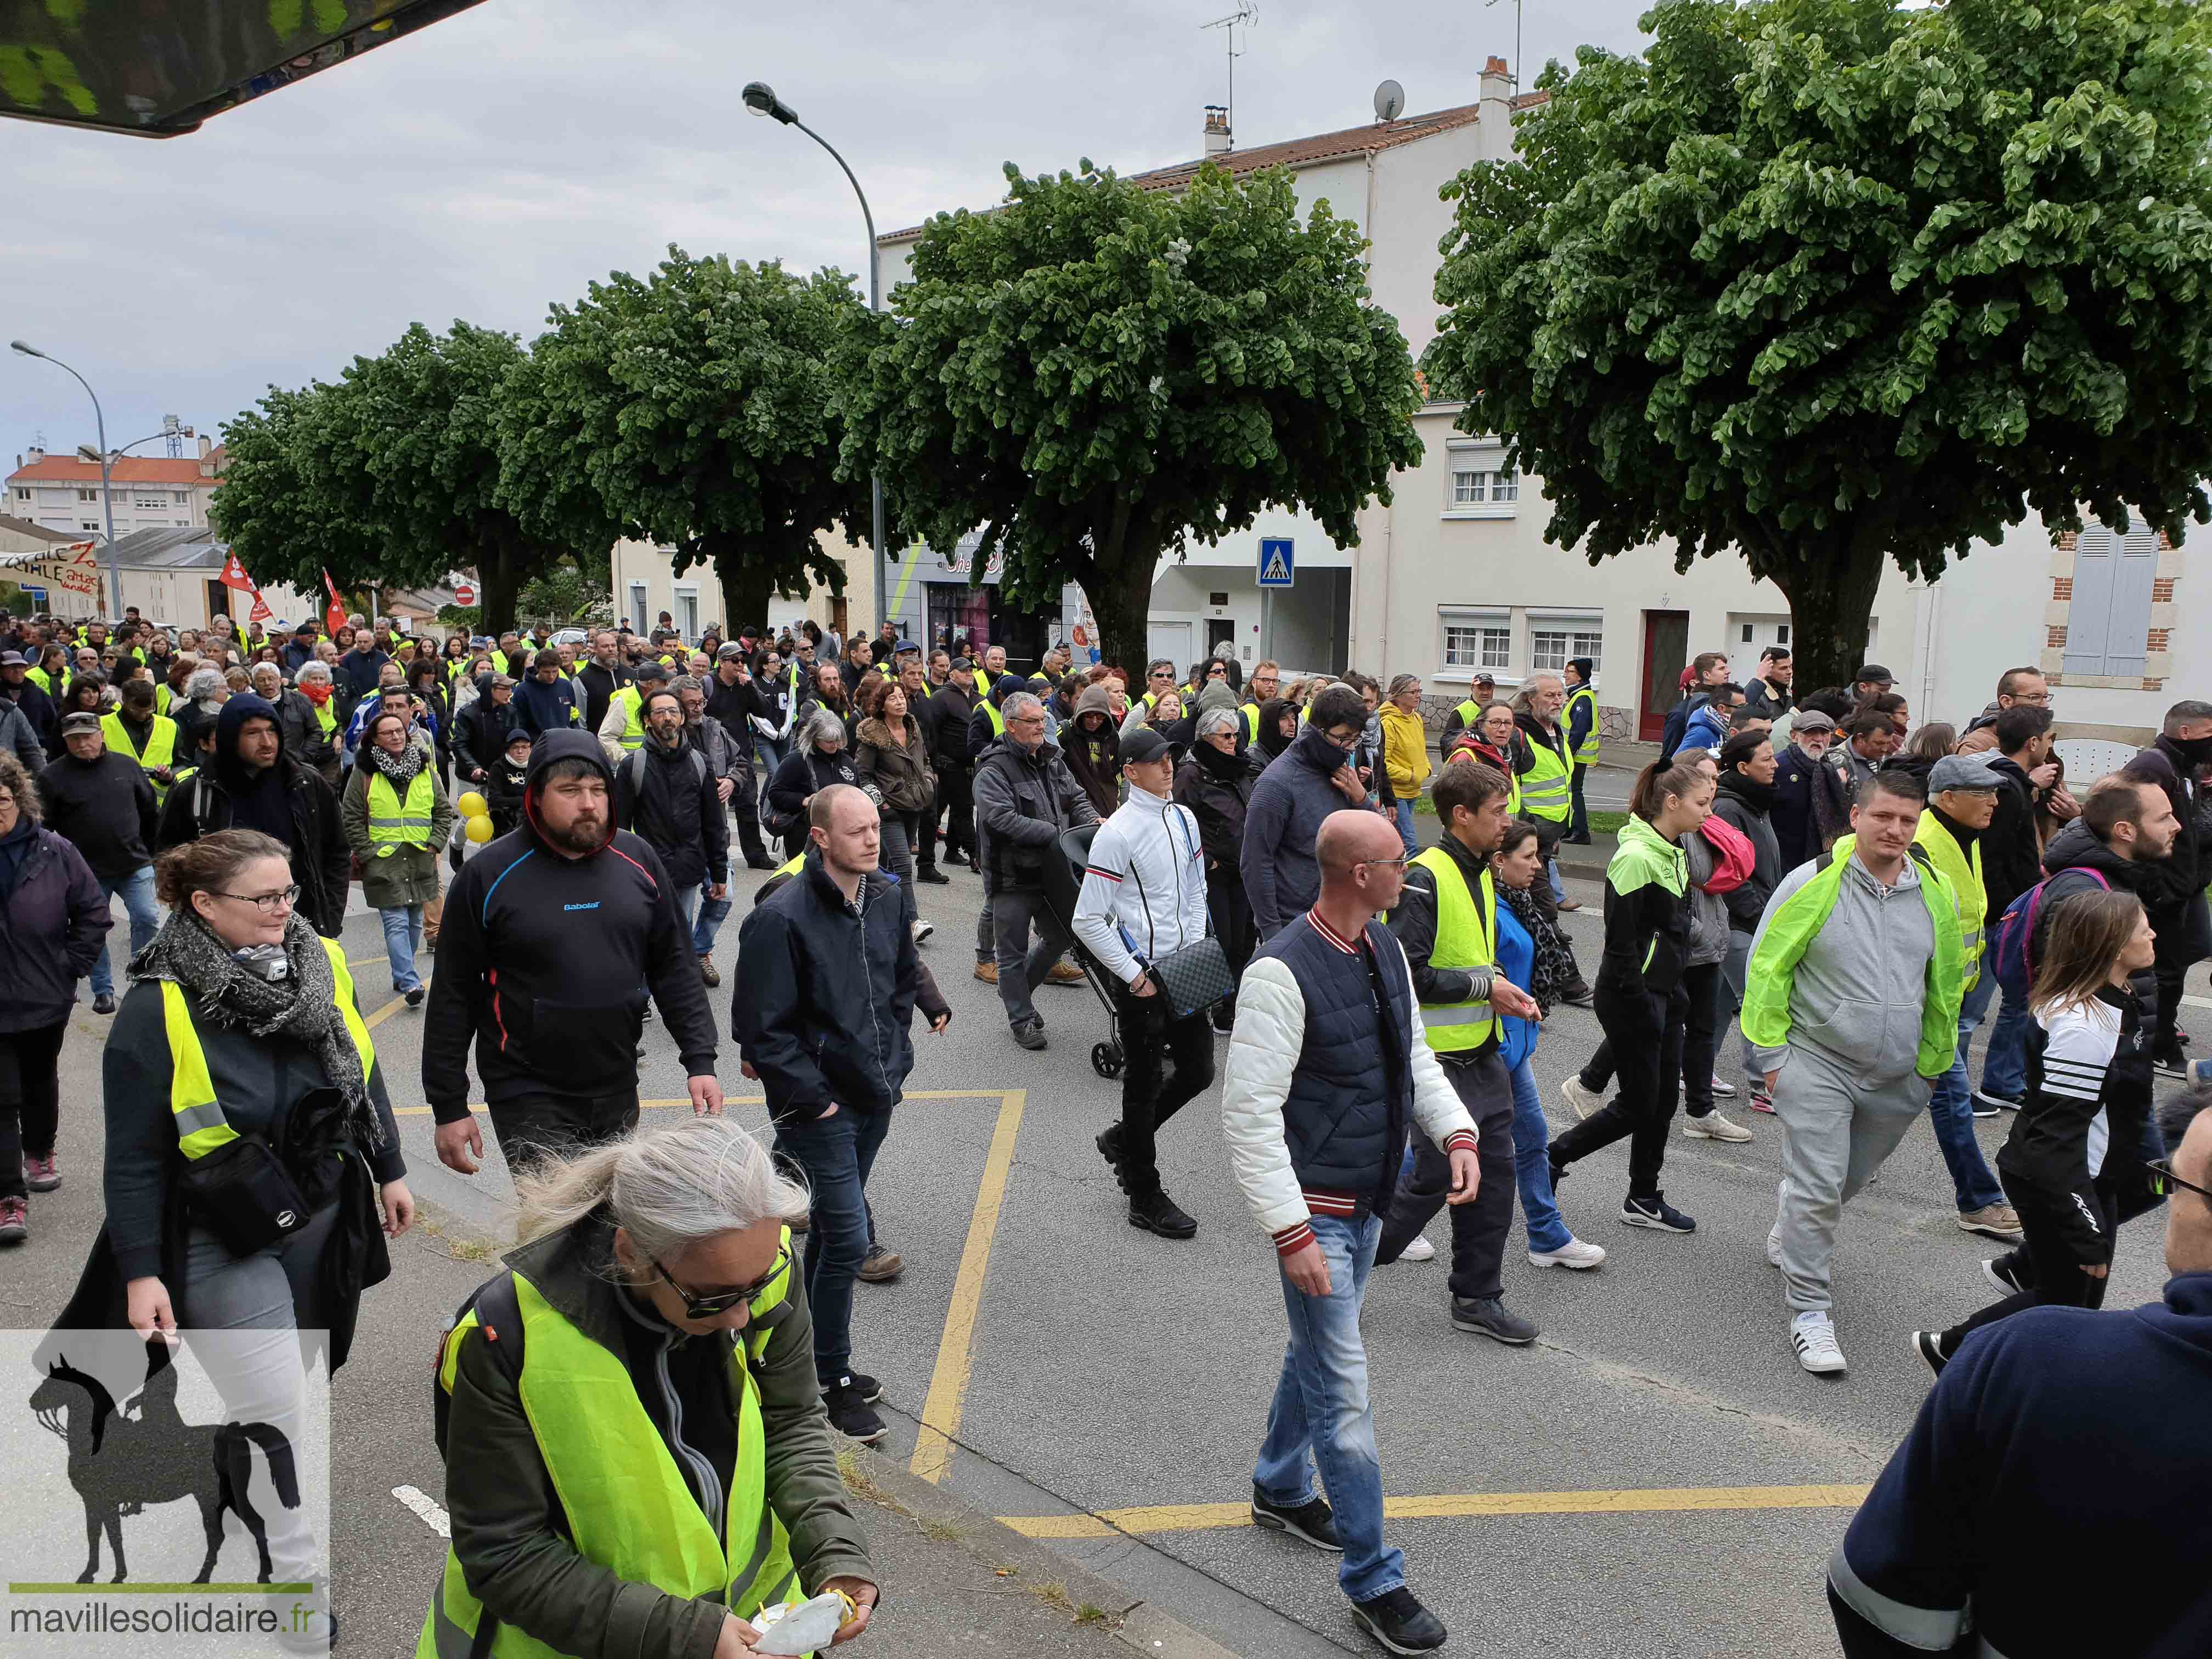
[
  {"left": 743, "top": 81, "right": 889, "bottom": 637},
  {"left": 12, "top": 339, "right": 123, "bottom": 620}
]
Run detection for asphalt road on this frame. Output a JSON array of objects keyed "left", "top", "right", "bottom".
[{"left": 8, "top": 851, "right": 2199, "bottom": 1658}]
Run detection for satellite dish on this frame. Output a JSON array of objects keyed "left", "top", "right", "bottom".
[{"left": 1374, "top": 78, "right": 1404, "bottom": 122}]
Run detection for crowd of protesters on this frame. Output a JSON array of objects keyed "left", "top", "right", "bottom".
[{"left": 9, "top": 595, "right": 2212, "bottom": 1658}]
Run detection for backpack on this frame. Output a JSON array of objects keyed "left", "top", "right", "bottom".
[
  {"left": 1694, "top": 811, "right": 1757, "bottom": 894},
  {"left": 1989, "top": 869, "right": 2113, "bottom": 1001},
  {"left": 1658, "top": 693, "right": 1709, "bottom": 763},
  {"left": 431, "top": 1273, "right": 523, "bottom": 1462}
]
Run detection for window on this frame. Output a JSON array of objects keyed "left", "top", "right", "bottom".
[
  {"left": 627, "top": 582, "right": 649, "bottom": 635},
  {"left": 133, "top": 495, "right": 167, "bottom": 511},
  {"left": 1531, "top": 627, "right": 1603, "bottom": 673},
  {"left": 1445, "top": 443, "right": 1520, "bottom": 515},
  {"left": 10, "top": 488, "right": 25, "bottom": 503},
  {"left": 672, "top": 585, "right": 698, "bottom": 641},
  {"left": 174, "top": 491, "right": 189, "bottom": 505},
  {"left": 1441, "top": 609, "right": 1512, "bottom": 673},
  {"left": 81, "top": 521, "right": 100, "bottom": 532},
  {"left": 77, "top": 488, "right": 98, "bottom": 502},
  {"left": 2063, "top": 524, "right": 2159, "bottom": 678}
]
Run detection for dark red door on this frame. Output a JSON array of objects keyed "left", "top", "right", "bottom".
[{"left": 1639, "top": 611, "right": 1689, "bottom": 741}]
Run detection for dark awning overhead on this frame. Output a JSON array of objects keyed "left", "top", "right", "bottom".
[{"left": 0, "top": 0, "right": 487, "bottom": 138}]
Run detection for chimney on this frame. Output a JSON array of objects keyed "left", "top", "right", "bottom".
[
  {"left": 1477, "top": 54, "right": 1514, "bottom": 162},
  {"left": 1203, "top": 104, "right": 1231, "bottom": 156},
  {"left": 197, "top": 433, "right": 212, "bottom": 460}
]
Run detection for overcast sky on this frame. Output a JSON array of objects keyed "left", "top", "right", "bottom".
[{"left": 7, "top": 0, "right": 1653, "bottom": 471}]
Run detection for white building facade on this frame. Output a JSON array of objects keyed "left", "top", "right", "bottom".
[{"left": 5, "top": 436, "right": 224, "bottom": 541}]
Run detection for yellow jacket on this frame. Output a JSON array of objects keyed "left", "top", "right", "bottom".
[{"left": 1379, "top": 703, "right": 1432, "bottom": 798}]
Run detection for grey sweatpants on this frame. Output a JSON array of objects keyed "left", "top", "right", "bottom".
[
  {"left": 1770, "top": 1045, "right": 1929, "bottom": 1314},
  {"left": 992, "top": 887, "right": 1071, "bottom": 1027}
]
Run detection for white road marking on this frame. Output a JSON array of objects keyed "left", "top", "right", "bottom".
[{"left": 393, "top": 1483, "right": 451, "bottom": 1538}]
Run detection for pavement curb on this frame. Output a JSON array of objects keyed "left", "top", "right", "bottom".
[{"left": 841, "top": 1441, "right": 1247, "bottom": 1659}]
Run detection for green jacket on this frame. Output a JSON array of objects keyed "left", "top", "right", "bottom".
[{"left": 1742, "top": 838, "right": 1965, "bottom": 1081}]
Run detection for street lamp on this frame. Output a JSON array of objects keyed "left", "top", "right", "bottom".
[
  {"left": 744, "top": 81, "right": 889, "bottom": 636},
  {"left": 12, "top": 338, "right": 123, "bottom": 619}
]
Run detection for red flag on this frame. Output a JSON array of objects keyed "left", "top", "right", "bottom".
[
  {"left": 217, "top": 551, "right": 255, "bottom": 591},
  {"left": 322, "top": 569, "right": 348, "bottom": 636},
  {"left": 247, "top": 585, "right": 273, "bottom": 624}
]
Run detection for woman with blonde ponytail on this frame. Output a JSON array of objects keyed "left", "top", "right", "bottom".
[{"left": 422, "top": 1115, "right": 879, "bottom": 1658}]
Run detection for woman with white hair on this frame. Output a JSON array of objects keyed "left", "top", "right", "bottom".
[
  {"left": 421, "top": 1114, "right": 878, "bottom": 1656},
  {"left": 764, "top": 708, "right": 863, "bottom": 857},
  {"left": 171, "top": 664, "right": 230, "bottom": 755}
]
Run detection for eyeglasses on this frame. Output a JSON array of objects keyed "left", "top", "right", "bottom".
[
  {"left": 1322, "top": 727, "right": 1363, "bottom": 749},
  {"left": 1355, "top": 852, "right": 1410, "bottom": 873},
  {"left": 2148, "top": 1158, "right": 2212, "bottom": 1203},
  {"left": 213, "top": 884, "right": 300, "bottom": 913},
  {"left": 651, "top": 1243, "right": 790, "bottom": 1320},
  {"left": 2011, "top": 690, "right": 2053, "bottom": 705}
]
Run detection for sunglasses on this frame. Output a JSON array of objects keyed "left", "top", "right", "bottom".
[
  {"left": 650, "top": 1243, "right": 791, "bottom": 1321},
  {"left": 2148, "top": 1159, "right": 2212, "bottom": 1204}
]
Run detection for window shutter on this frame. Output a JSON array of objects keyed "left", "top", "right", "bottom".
[{"left": 2062, "top": 529, "right": 2118, "bottom": 676}]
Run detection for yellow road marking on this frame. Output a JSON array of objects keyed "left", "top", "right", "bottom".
[
  {"left": 390, "top": 1090, "right": 985, "bottom": 1117},
  {"left": 365, "top": 984, "right": 425, "bottom": 1030},
  {"left": 911, "top": 1088, "right": 1027, "bottom": 1484},
  {"left": 999, "top": 1485, "right": 1874, "bottom": 1539}
]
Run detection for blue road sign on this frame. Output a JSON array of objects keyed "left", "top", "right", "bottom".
[{"left": 1257, "top": 538, "right": 1295, "bottom": 588}]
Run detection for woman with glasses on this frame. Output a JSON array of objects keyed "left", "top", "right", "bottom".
[
  {"left": 343, "top": 709, "right": 456, "bottom": 1008},
  {"left": 71, "top": 828, "right": 413, "bottom": 1644},
  {"left": 1914, "top": 889, "right": 2162, "bottom": 1373},
  {"left": 422, "top": 1114, "right": 878, "bottom": 1657}
]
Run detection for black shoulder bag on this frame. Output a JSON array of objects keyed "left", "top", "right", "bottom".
[{"left": 1127, "top": 811, "right": 1236, "bottom": 1019}]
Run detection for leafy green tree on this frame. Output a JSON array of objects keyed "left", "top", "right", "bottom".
[
  {"left": 496, "top": 247, "right": 868, "bottom": 635},
  {"left": 213, "top": 323, "right": 571, "bottom": 635},
  {"left": 1425, "top": 0, "right": 2212, "bottom": 690},
  {"left": 837, "top": 161, "right": 1424, "bottom": 668}
]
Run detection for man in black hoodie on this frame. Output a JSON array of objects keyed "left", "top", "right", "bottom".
[
  {"left": 39, "top": 710, "right": 159, "bottom": 1015},
  {"left": 154, "top": 694, "right": 349, "bottom": 938},
  {"left": 2121, "top": 701, "right": 2212, "bottom": 1070},
  {"left": 422, "top": 728, "right": 720, "bottom": 1178},
  {"left": 927, "top": 657, "right": 979, "bottom": 867}
]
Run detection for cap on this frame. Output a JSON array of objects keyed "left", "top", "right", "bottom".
[
  {"left": 1472, "top": 671, "right": 1496, "bottom": 685},
  {"left": 635, "top": 660, "right": 670, "bottom": 682},
  {"left": 1121, "top": 727, "right": 1174, "bottom": 765},
  {"left": 1853, "top": 663, "right": 1894, "bottom": 684},
  {"left": 1928, "top": 753, "right": 2005, "bottom": 793},
  {"left": 717, "top": 642, "right": 746, "bottom": 659},
  {"left": 488, "top": 673, "right": 515, "bottom": 690},
  {"left": 60, "top": 710, "right": 101, "bottom": 734},
  {"left": 893, "top": 639, "right": 922, "bottom": 656},
  {"left": 0, "top": 651, "right": 25, "bottom": 668},
  {"left": 1790, "top": 709, "right": 1837, "bottom": 736},
  {"left": 504, "top": 729, "right": 534, "bottom": 748},
  {"left": 950, "top": 656, "right": 973, "bottom": 673}
]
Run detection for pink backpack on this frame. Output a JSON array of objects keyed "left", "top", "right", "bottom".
[{"left": 1694, "top": 812, "right": 1757, "bottom": 894}]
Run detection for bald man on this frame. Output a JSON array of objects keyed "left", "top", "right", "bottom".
[{"left": 1221, "top": 807, "right": 1476, "bottom": 1654}]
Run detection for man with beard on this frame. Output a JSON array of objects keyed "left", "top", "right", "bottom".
[
  {"left": 422, "top": 728, "right": 721, "bottom": 1177},
  {"left": 2120, "top": 701, "right": 2212, "bottom": 1073},
  {"left": 153, "top": 695, "right": 350, "bottom": 937}
]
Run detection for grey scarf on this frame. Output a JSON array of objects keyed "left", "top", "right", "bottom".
[
  {"left": 131, "top": 907, "right": 383, "bottom": 1153},
  {"left": 367, "top": 735, "right": 426, "bottom": 788}
]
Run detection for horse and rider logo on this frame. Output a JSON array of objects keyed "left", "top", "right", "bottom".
[{"left": 21, "top": 1331, "right": 304, "bottom": 1585}]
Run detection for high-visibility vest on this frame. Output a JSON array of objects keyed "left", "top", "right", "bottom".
[
  {"left": 981, "top": 699, "right": 1006, "bottom": 738},
  {"left": 311, "top": 699, "right": 338, "bottom": 739},
  {"left": 1565, "top": 686, "right": 1600, "bottom": 766},
  {"left": 101, "top": 711, "right": 179, "bottom": 805},
  {"left": 1517, "top": 731, "right": 1571, "bottom": 822},
  {"left": 418, "top": 1240, "right": 802, "bottom": 1658},
  {"left": 1240, "top": 703, "right": 1261, "bottom": 743},
  {"left": 775, "top": 850, "right": 805, "bottom": 879},
  {"left": 151, "top": 681, "right": 171, "bottom": 716},
  {"left": 1403, "top": 845, "right": 1497, "bottom": 1052},
  {"left": 1916, "top": 811, "right": 1987, "bottom": 988},
  {"left": 610, "top": 685, "right": 646, "bottom": 751},
  {"left": 367, "top": 768, "right": 437, "bottom": 855},
  {"left": 1454, "top": 698, "right": 1482, "bottom": 730},
  {"left": 25, "top": 666, "right": 51, "bottom": 696},
  {"left": 162, "top": 938, "right": 375, "bottom": 1164}
]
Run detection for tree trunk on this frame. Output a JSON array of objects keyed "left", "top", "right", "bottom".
[
  {"left": 1083, "top": 554, "right": 1153, "bottom": 679},
  {"left": 715, "top": 550, "right": 775, "bottom": 642},
  {"left": 1764, "top": 531, "right": 1887, "bottom": 696},
  {"left": 478, "top": 538, "right": 520, "bottom": 639}
]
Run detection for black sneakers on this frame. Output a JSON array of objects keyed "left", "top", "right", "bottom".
[
  {"left": 823, "top": 1375, "right": 887, "bottom": 1443},
  {"left": 1910, "top": 1330, "right": 1949, "bottom": 1378},
  {"left": 1249, "top": 1487, "right": 1342, "bottom": 1552},
  {"left": 1451, "top": 1295, "right": 1538, "bottom": 1345},
  {"left": 1128, "top": 1186, "right": 1197, "bottom": 1240},
  {"left": 917, "top": 865, "right": 951, "bottom": 884},
  {"left": 1351, "top": 1587, "right": 1448, "bottom": 1655},
  {"left": 1621, "top": 1193, "right": 1696, "bottom": 1233},
  {"left": 1094, "top": 1123, "right": 1126, "bottom": 1187}
]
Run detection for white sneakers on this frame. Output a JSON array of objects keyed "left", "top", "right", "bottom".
[
  {"left": 1559, "top": 1075, "right": 1606, "bottom": 1119},
  {"left": 1792, "top": 1311, "right": 1847, "bottom": 1374},
  {"left": 1397, "top": 1235, "right": 1437, "bottom": 1262},
  {"left": 1528, "top": 1238, "right": 1606, "bottom": 1270},
  {"left": 1766, "top": 1228, "right": 1785, "bottom": 1268},
  {"left": 1683, "top": 1110, "right": 1754, "bottom": 1143}
]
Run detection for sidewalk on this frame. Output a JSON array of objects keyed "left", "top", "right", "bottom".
[{"left": 837, "top": 1440, "right": 1243, "bottom": 1659}]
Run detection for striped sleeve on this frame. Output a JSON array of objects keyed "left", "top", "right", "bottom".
[{"left": 2039, "top": 1001, "right": 2120, "bottom": 1102}]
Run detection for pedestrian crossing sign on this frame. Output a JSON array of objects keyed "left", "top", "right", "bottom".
[{"left": 1257, "top": 538, "right": 1295, "bottom": 588}]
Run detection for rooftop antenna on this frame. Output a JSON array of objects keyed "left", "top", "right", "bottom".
[
  {"left": 1484, "top": 0, "right": 1521, "bottom": 90},
  {"left": 1200, "top": 3, "right": 1257, "bottom": 149}
]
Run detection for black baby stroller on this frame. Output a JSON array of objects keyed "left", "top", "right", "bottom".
[{"left": 1045, "top": 824, "right": 1130, "bottom": 1080}]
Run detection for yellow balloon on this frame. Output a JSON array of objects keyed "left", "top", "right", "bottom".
[
  {"left": 465, "top": 814, "right": 495, "bottom": 844},
  {"left": 456, "top": 791, "right": 488, "bottom": 818}
]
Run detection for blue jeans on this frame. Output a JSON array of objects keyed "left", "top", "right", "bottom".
[
  {"left": 774, "top": 1104, "right": 892, "bottom": 1386},
  {"left": 1509, "top": 1058, "right": 1573, "bottom": 1253},
  {"left": 691, "top": 889, "right": 733, "bottom": 957},
  {"left": 1545, "top": 854, "right": 1566, "bottom": 904},
  {"left": 755, "top": 734, "right": 791, "bottom": 776},
  {"left": 377, "top": 904, "right": 425, "bottom": 993},
  {"left": 1979, "top": 980, "right": 2033, "bottom": 1100},
  {"left": 1392, "top": 799, "right": 1418, "bottom": 855},
  {"left": 89, "top": 864, "right": 161, "bottom": 997},
  {"left": 1928, "top": 970, "right": 2005, "bottom": 1212},
  {"left": 1254, "top": 1211, "right": 1401, "bottom": 1604}
]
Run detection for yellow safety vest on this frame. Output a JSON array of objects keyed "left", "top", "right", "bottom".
[
  {"left": 1403, "top": 846, "right": 1497, "bottom": 1052},
  {"left": 26, "top": 665, "right": 52, "bottom": 696},
  {"left": 312, "top": 699, "right": 338, "bottom": 738},
  {"left": 1240, "top": 703, "right": 1261, "bottom": 743},
  {"left": 1565, "top": 685, "right": 1599, "bottom": 766},
  {"left": 981, "top": 699, "right": 1006, "bottom": 739},
  {"left": 1916, "top": 811, "right": 1987, "bottom": 988},
  {"left": 367, "top": 768, "right": 437, "bottom": 854},
  {"left": 419, "top": 1243, "right": 801, "bottom": 1658},
  {"left": 610, "top": 685, "right": 646, "bottom": 751},
  {"left": 1454, "top": 698, "right": 1483, "bottom": 730},
  {"left": 162, "top": 939, "right": 375, "bottom": 1164},
  {"left": 100, "top": 711, "right": 179, "bottom": 805},
  {"left": 775, "top": 851, "right": 805, "bottom": 879},
  {"left": 1517, "top": 731, "right": 1571, "bottom": 822}
]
